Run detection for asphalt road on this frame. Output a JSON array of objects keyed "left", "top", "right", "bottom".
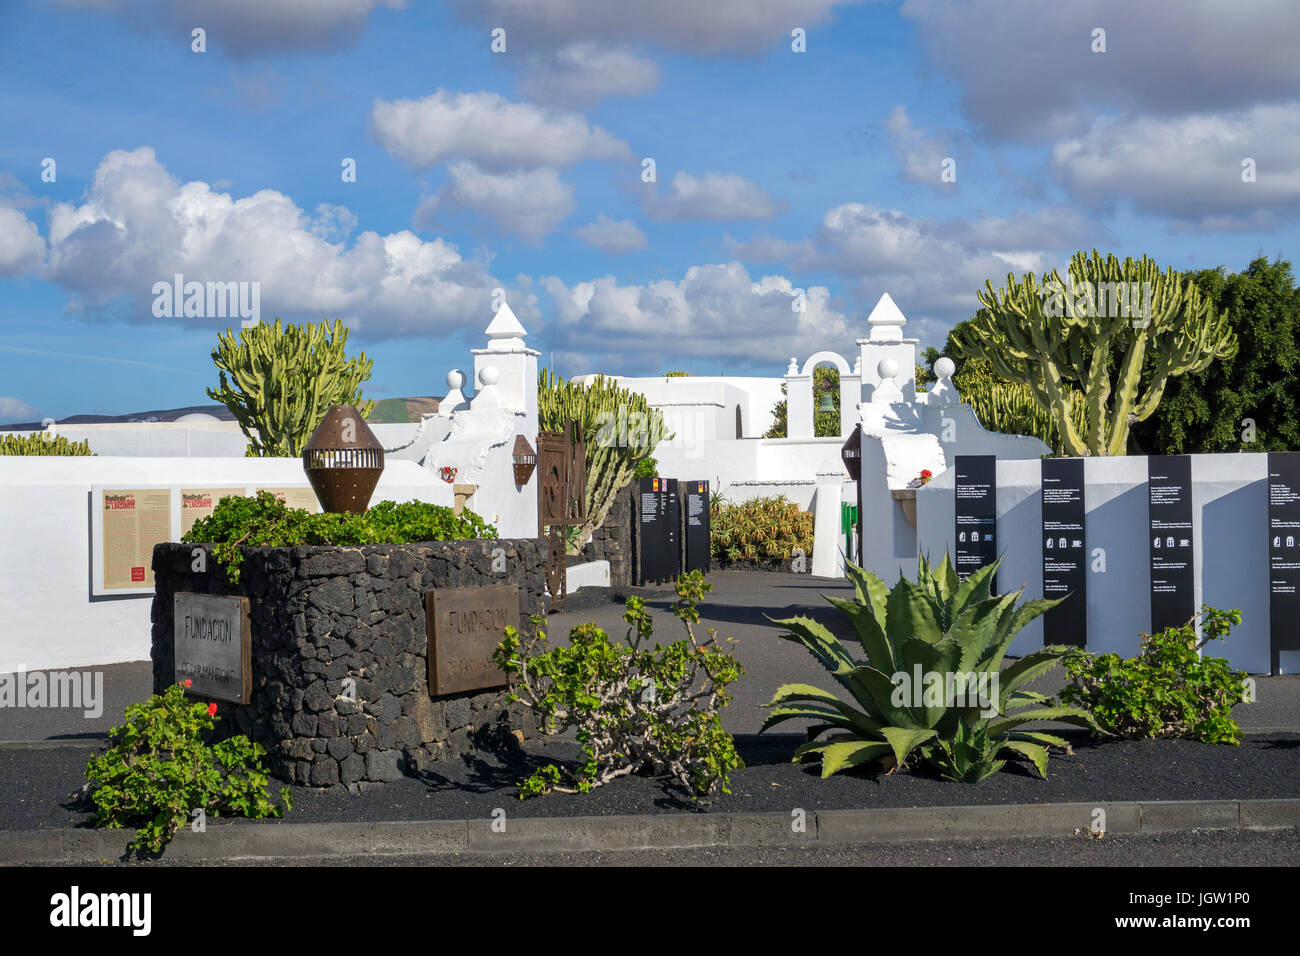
[{"left": 50, "top": 827, "right": 1299, "bottom": 868}]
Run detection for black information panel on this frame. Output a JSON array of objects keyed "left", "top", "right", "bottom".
[
  {"left": 683, "top": 480, "right": 711, "bottom": 574},
  {"left": 1267, "top": 453, "right": 1300, "bottom": 672},
  {"left": 954, "top": 455, "right": 997, "bottom": 592},
  {"left": 636, "top": 477, "right": 681, "bottom": 585},
  {"left": 1040, "top": 458, "right": 1087, "bottom": 647},
  {"left": 1148, "top": 455, "right": 1195, "bottom": 633}
]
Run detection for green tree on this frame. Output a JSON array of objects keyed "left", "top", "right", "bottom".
[
  {"left": 1132, "top": 257, "right": 1300, "bottom": 454},
  {"left": 207, "top": 318, "right": 375, "bottom": 457},
  {"left": 763, "top": 365, "right": 841, "bottom": 437},
  {"left": 953, "top": 250, "right": 1236, "bottom": 456}
]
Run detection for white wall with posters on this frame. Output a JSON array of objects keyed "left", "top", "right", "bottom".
[
  {"left": 0, "top": 457, "right": 444, "bottom": 672},
  {"left": 914, "top": 454, "right": 1281, "bottom": 674}
]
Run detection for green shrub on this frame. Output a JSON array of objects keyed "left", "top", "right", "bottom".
[
  {"left": 84, "top": 681, "right": 291, "bottom": 855},
  {"left": 710, "top": 493, "right": 813, "bottom": 564},
  {"left": 0, "top": 432, "right": 94, "bottom": 455},
  {"left": 494, "top": 570, "right": 744, "bottom": 800},
  {"left": 632, "top": 455, "right": 658, "bottom": 479},
  {"left": 1058, "top": 606, "right": 1249, "bottom": 744},
  {"left": 766, "top": 554, "right": 1100, "bottom": 782},
  {"left": 183, "top": 490, "right": 495, "bottom": 582}
]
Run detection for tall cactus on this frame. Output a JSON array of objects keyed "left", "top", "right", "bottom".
[
  {"left": 951, "top": 357, "right": 1088, "bottom": 454},
  {"left": 538, "top": 370, "right": 671, "bottom": 549},
  {"left": 207, "top": 318, "right": 376, "bottom": 457},
  {"left": 953, "top": 251, "right": 1236, "bottom": 456}
]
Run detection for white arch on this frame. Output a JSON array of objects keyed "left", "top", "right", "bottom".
[{"left": 799, "top": 350, "right": 851, "bottom": 377}]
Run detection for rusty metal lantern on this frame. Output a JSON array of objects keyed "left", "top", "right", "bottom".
[
  {"left": 303, "top": 404, "right": 385, "bottom": 514},
  {"left": 840, "top": 425, "right": 862, "bottom": 482},
  {"left": 512, "top": 434, "right": 537, "bottom": 486}
]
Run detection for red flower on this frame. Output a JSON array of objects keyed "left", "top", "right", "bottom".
[
  {"left": 208, "top": 702, "right": 218, "bottom": 717},
  {"left": 183, "top": 679, "right": 192, "bottom": 688},
  {"left": 920, "top": 470, "right": 932, "bottom": 479}
]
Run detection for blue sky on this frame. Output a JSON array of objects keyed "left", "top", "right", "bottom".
[{"left": 1, "top": 0, "right": 1298, "bottom": 421}]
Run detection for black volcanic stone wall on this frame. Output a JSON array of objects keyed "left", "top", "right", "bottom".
[
  {"left": 151, "top": 539, "right": 548, "bottom": 789},
  {"left": 581, "top": 481, "right": 632, "bottom": 587}
]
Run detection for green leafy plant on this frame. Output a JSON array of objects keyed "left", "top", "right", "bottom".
[
  {"left": 207, "top": 318, "right": 376, "bottom": 457},
  {"left": 765, "top": 554, "right": 1101, "bottom": 782},
  {"left": 0, "top": 432, "right": 94, "bottom": 455},
  {"left": 632, "top": 455, "right": 659, "bottom": 479},
  {"left": 1133, "top": 256, "right": 1300, "bottom": 454},
  {"left": 710, "top": 493, "right": 813, "bottom": 565},
  {"left": 84, "top": 681, "right": 291, "bottom": 855},
  {"left": 494, "top": 570, "right": 744, "bottom": 800},
  {"left": 183, "top": 490, "right": 495, "bottom": 582},
  {"left": 1058, "top": 606, "right": 1249, "bottom": 744}
]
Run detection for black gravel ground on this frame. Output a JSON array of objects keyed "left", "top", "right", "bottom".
[
  {"left": 4, "top": 730, "right": 1296, "bottom": 833},
  {"left": 3, "top": 570, "right": 1296, "bottom": 838}
]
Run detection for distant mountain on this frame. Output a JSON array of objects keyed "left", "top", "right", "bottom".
[{"left": 1, "top": 396, "right": 441, "bottom": 430}]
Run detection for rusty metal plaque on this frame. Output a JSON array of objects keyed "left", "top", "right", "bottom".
[
  {"left": 174, "top": 592, "right": 252, "bottom": 704},
  {"left": 425, "top": 585, "right": 519, "bottom": 696}
]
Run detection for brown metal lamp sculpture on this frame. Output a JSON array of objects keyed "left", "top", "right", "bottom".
[
  {"left": 303, "top": 404, "right": 385, "bottom": 513},
  {"left": 512, "top": 434, "right": 537, "bottom": 486}
]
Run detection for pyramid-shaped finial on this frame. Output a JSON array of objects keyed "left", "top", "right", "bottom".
[
  {"left": 486, "top": 301, "right": 527, "bottom": 350},
  {"left": 866, "top": 293, "right": 907, "bottom": 342}
]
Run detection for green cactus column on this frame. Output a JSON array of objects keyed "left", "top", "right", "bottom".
[
  {"left": 207, "top": 318, "right": 376, "bottom": 457},
  {"left": 954, "top": 250, "right": 1236, "bottom": 456}
]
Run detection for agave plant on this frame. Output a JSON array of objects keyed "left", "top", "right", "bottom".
[{"left": 764, "top": 554, "right": 1102, "bottom": 782}]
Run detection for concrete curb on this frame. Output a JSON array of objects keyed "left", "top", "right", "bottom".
[{"left": 2, "top": 799, "right": 1297, "bottom": 863}]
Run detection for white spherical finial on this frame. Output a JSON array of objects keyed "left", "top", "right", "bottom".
[
  {"left": 446, "top": 369, "right": 465, "bottom": 390},
  {"left": 877, "top": 358, "right": 899, "bottom": 380},
  {"left": 934, "top": 357, "right": 955, "bottom": 379},
  {"left": 478, "top": 365, "right": 499, "bottom": 386}
]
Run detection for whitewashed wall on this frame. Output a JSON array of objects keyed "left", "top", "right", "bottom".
[
  {"left": 0, "top": 457, "right": 446, "bottom": 671},
  {"left": 576, "top": 375, "right": 786, "bottom": 442},
  {"left": 915, "top": 454, "right": 1280, "bottom": 674},
  {"left": 2, "top": 421, "right": 249, "bottom": 457}
]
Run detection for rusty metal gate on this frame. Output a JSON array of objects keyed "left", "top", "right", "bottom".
[{"left": 537, "top": 419, "right": 585, "bottom": 607}]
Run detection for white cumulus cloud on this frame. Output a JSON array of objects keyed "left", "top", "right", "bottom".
[
  {"left": 543, "top": 261, "right": 852, "bottom": 369},
  {"left": 415, "top": 163, "right": 575, "bottom": 243},
  {"left": 1051, "top": 104, "right": 1300, "bottom": 230},
  {"left": 450, "top": 0, "right": 866, "bottom": 55},
  {"left": 0, "top": 206, "right": 46, "bottom": 277},
  {"left": 48, "top": 0, "right": 404, "bottom": 55},
  {"left": 574, "top": 214, "right": 648, "bottom": 254},
  {"left": 35, "top": 147, "right": 530, "bottom": 338},
  {"left": 641, "top": 171, "right": 782, "bottom": 222},
  {"left": 370, "top": 89, "right": 631, "bottom": 172},
  {"left": 901, "top": 0, "right": 1300, "bottom": 140},
  {"left": 0, "top": 397, "right": 43, "bottom": 424},
  {"left": 518, "top": 43, "right": 661, "bottom": 107}
]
